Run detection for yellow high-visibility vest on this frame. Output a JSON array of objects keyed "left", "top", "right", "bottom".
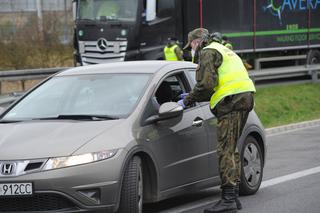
[
  {"left": 204, "top": 42, "right": 256, "bottom": 109},
  {"left": 164, "top": 45, "right": 179, "bottom": 61}
]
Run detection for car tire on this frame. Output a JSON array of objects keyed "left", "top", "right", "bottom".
[
  {"left": 307, "top": 49, "right": 320, "bottom": 65},
  {"left": 239, "top": 136, "right": 263, "bottom": 195},
  {"left": 118, "top": 156, "right": 143, "bottom": 213}
]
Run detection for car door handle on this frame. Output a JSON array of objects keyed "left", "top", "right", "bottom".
[{"left": 192, "top": 119, "right": 203, "bottom": 127}]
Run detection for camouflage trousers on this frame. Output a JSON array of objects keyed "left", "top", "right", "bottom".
[{"left": 214, "top": 92, "right": 254, "bottom": 187}]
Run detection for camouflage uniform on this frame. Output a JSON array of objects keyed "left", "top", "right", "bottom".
[
  {"left": 174, "top": 45, "right": 184, "bottom": 61},
  {"left": 183, "top": 45, "right": 254, "bottom": 187}
]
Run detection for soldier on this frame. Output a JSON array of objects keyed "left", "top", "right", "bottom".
[
  {"left": 178, "top": 28, "right": 256, "bottom": 213},
  {"left": 163, "top": 38, "right": 184, "bottom": 61}
]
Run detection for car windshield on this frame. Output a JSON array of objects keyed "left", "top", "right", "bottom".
[
  {"left": 78, "top": 0, "right": 138, "bottom": 22},
  {"left": 2, "top": 73, "right": 150, "bottom": 121}
]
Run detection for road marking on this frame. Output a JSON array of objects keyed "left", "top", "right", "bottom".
[
  {"left": 159, "top": 165, "right": 320, "bottom": 213},
  {"left": 260, "top": 165, "right": 320, "bottom": 188}
]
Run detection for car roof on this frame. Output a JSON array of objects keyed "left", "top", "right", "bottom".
[{"left": 56, "top": 61, "right": 197, "bottom": 76}]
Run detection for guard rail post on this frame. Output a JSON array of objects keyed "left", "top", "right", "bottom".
[
  {"left": 307, "top": 65, "right": 320, "bottom": 83},
  {"left": 311, "top": 70, "right": 317, "bottom": 83}
]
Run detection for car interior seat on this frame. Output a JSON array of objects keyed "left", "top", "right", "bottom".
[{"left": 155, "top": 81, "right": 173, "bottom": 105}]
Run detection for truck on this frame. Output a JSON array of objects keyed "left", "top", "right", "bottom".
[{"left": 72, "top": 0, "right": 320, "bottom": 68}]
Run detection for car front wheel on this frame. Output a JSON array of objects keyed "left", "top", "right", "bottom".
[
  {"left": 118, "top": 156, "right": 143, "bottom": 213},
  {"left": 239, "top": 136, "right": 263, "bottom": 195}
]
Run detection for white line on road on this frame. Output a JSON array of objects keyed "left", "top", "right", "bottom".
[
  {"left": 160, "top": 165, "right": 320, "bottom": 213},
  {"left": 260, "top": 165, "right": 320, "bottom": 188}
]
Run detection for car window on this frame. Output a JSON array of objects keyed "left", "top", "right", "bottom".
[
  {"left": 149, "top": 72, "right": 193, "bottom": 113},
  {"left": 187, "top": 70, "right": 196, "bottom": 85},
  {"left": 2, "top": 73, "right": 151, "bottom": 120},
  {"left": 142, "top": 72, "right": 193, "bottom": 123},
  {"left": 155, "top": 75, "right": 187, "bottom": 105}
]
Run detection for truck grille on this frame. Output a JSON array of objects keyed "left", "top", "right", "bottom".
[
  {"left": 80, "top": 40, "right": 128, "bottom": 65},
  {"left": 0, "top": 193, "right": 77, "bottom": 212}
]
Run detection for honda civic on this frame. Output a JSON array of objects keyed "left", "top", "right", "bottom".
[{"left": 0, "top": 61, "right": 266, "bottom": 213}]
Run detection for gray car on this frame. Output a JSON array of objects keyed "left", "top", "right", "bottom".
[{"left": 0, "top": 61, "right": 266, "bottom": 213}]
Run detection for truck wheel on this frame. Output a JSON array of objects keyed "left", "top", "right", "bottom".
[
  {"left": 307, "top": 50, "right": 320, "bottom": 64},
  {"left": 118, "top": 156, "right": 143, "bottom": 213},
  {"left": 239, "top": 136, "right": 263, "bottom": 195}
]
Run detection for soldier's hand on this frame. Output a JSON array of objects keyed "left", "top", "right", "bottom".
[
  {"left": 179, "top": 93, "right": 189, "bottom": 99},
  {"left": 177, "top": 99, "right": 186, "bottom": 109}
]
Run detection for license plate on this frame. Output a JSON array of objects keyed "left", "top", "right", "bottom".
[{"left": 0, "top": 183, "right": 33, "bottom": 196}]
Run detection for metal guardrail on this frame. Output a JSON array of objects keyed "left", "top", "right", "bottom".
[
  {"left": 0, "top": 64, "right": 319, "bottom": 107},
  {"left": 0, "top": 67, "right": 68, "bottom": 81},
  {"left": 249, "top": 65, "right": 320, "bottom": 82},
  {"left": 0, "top": 64, "right": 319, "bottom": 82}
]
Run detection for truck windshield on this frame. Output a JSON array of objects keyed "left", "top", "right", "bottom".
[{"left": 78, "top": 0, "right": 138, "bottom": 22}]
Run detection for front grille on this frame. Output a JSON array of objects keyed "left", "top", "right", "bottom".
[
  {"left": 0, "top": 159, "right": 47, "bottom": 177},
  {"left": 0, "top": 193, "right": 77, "bottom": 212},
  {"left": 80, "top": 40, "right": 128, "bottom": 65},
  {"left": 24, "top": 162, "right": 44, "bottom": 171}
]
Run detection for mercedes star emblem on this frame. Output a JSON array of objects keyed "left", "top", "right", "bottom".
[{"left": 97, "top": 38, "right": 108, "bottom": 51}]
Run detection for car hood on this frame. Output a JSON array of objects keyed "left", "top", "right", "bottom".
[{"left": 0, "top": 120, "right": 124, "bottom": 160}]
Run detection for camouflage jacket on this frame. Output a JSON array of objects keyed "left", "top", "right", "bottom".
[
  {"left": 174, "top": 45, "right": 184, "bottom": 61},
  {"left": 183, "top": 43, "right": 254, "bottom": 117},
  {"left": 184, "top": 47, "right": 222, "bottom": 106}
]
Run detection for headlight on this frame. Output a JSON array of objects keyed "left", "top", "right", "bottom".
[{"left": 43, "top": 149, "right": 118, "bottom": 170}]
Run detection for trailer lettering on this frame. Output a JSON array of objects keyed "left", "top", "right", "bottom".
[
  {"left": 307, "top": 0, "right": 315, "bottom": 9},
  {"left": 264, "top": 0, "right": 319, "bottom": 25},
  {"left": 286, "top": 24, "right": 299, "bottom": 30},
  {"left": 310, "top": 33, "right": 320, "bottom": 41},
  {"left": 282, "top": 0, "right": 316, "bottom": 10},
  {"left": 277, "top": 34, "right": 308, "bottom": 42},
  {"left": 299, "top": 0, "right": 307, "bottom": 9},
  {"left": 283, "top": 0, "right": 293, "bottom": 10}
]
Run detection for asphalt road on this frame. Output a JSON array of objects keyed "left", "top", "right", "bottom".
[{"left": 144, "top": 125, "right": 320, "bottom": 213}]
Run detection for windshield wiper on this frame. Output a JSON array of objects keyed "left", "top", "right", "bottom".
[
  {"left": 77, "top": 18, "right": 96, "bottom": 22},
  {"left": 34, "top": 114, "right": 119, "bottom": 121}
]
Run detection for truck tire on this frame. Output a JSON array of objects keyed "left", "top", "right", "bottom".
[
  {"left": 118, "top": 156, "right": 143, "bottom": 213},
  {"left": 239, "top": 136, "right": 263, "bottom": 195},
  {"left": 307, "top": 50, "right": 320, "bottom": 64}
]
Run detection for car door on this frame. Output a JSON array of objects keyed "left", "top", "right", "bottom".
[
  {"left": 186, "top": 69, "right": 220, "bottom": 178},
  {"left": 141, "top": 71, "right": 210, "bottom": 191}
]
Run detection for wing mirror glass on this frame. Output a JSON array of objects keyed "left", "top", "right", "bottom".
[{"left": 144, "top": 102, "right": 183, "bottom": 125}]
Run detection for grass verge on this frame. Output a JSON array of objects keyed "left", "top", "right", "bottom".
[{"left": 255, "top": 83, "right": 320, "bottom": 128}]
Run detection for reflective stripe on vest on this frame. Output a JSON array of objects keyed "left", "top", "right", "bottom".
[
  {"left": 204, "top": 42, "right": 256, "bottom": 109},
  {"left": 164, "top": 45, "right": 178, "bottom": 61}
]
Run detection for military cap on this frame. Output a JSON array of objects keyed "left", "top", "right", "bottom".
[{"left": 183, "top": 28, "right": 209, "bottom": 50}]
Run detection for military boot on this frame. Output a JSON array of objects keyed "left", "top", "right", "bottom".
[
  {"left": 203, "top": 186, "right": 237, "bottom": 213},
  {"left": 235, "top": 184, "right": 242, "bottom": 210}
]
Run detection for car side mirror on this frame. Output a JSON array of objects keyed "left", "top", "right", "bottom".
[{"left": 144, "top": 102, "right": 183, "bottom": 125}]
